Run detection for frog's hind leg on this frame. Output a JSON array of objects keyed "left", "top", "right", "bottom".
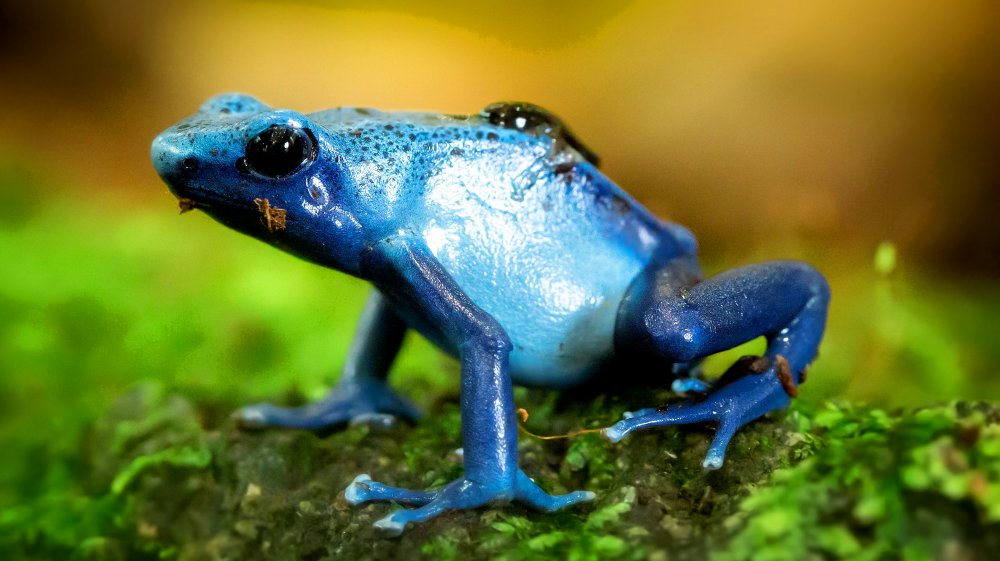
[
  {"left": 610, "top": 259, "right": 829, "bottom": 468},
  {"left": 234, "top": 290, "right": 421, "bottom": 432}
]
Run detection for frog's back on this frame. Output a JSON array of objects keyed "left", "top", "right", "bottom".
[{"left": 311, "top": 107, "right": 692, "bottom": 386}]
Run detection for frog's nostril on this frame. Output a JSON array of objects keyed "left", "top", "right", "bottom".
[{"left": 182, "top": 158, "right": 199, "bottom": 172}]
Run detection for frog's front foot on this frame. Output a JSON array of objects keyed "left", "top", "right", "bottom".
[
  {"left": 234, "top": 378, "right": 421, "bottom": 432},
  {"left": 604, "top": 358, "right": 794, "bottom": 470},
  {"left": 344, "top": 470, "right": 596, "bottom": 536}
]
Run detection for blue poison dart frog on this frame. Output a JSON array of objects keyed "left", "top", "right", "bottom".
[{"left": 151, "top": 94, "right": 829, "bottom": 536}]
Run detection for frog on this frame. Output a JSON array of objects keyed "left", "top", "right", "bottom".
[{"left": 151, "top": 93, "right": 830, "bottom": 536}]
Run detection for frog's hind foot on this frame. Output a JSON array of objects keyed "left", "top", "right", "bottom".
[
  {"left": 604, "top": 362, "right": 794, "bottom": 469},
  {"left": 343, "top": 470, "right": 596, "bottom": 536},
  {"left": 233, "top": 378, "right": 421, "bottom": 432}
]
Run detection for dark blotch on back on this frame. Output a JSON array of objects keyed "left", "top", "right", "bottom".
[{"left": 480, "top": 101, "right": 601, "bottom": 167}]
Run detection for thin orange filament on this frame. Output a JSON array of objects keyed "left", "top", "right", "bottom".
[{"left": 516, "top": 407, "right": 605, "bottom": 440}]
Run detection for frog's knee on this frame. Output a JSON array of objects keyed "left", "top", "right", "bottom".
[{"left": 641, "top": 299, "right": 706, "bottom": 363}]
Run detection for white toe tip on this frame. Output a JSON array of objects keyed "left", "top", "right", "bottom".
[
  {"left": 373, "top": 516, "right": 405, "bottom": 537},
  {"left": 343, "top": 473, "right": 372, "bottom": 505},
  {"left": 349, "top": 413, "right": 396, "bottom": 429},
  {"left": 603, "top": 425, "right": 625, "bottom": 443},
  {"left": 702, "top": 456, "right": 724, "bottom": 470},
  {"left": 236, "top": 407, "right": 265, "bottom": 423}
]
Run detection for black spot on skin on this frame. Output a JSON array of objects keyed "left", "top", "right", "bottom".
[
  {"left": 481, "top": 101, "right": 601, "bottom": 167},
  {"left": 609, "top": 194, "right": 632, "bottom": 215},
  {"left": 451, "top": 147, "right": 463, "bottom": 156},
  {"left": 476, "top": 131, "right": 484, "bottom": 139},
  {"left": 487, "top": 132, "right": 499, "bottom": 141},
  {"left": 409, "top": 133, "right": 417, "bottom": 141},
  {"left": 554, "top": 162, "right": 575, "bottom": 175},
  {"left": 210, "top": 148, "right": 219, "bottom": 157},
  {"left": 220, "top": 107, "right": 231, "bottom": 114},
  {"left": 355, "top": 108, "right": 373, "bottom": 116},
  {"left": 384, "top": 124, "right": 394, "bottom": 131}
]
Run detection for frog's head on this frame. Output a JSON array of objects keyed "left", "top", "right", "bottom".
[{"left": 152, "top": 93, "right": 366, "bottom": 273}]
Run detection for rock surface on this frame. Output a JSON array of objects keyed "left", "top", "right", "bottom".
[{"left": 63, "top": 383, "right": 1000, "bottom": 561}]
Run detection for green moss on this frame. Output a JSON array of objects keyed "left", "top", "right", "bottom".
[{"left": 712, "top": 402, "right": 1000, "bottom": 561}]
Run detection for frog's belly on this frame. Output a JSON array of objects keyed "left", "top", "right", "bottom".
[{"left": 421, "top": 220, "right": 644, "bottom": 387}]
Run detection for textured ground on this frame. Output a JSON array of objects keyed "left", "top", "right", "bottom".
[{"left": 34, "top": 383, "right": 998, "bottom": 561}]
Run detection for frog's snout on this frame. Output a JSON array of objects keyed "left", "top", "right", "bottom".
[{"left": 151, "top": 130, "right": 199, "bottom": 199}]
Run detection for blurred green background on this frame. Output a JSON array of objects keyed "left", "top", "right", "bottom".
[{"left": 2, "top": 0, "right": 1000, "bottom": 551}]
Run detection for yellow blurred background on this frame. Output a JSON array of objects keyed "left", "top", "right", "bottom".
[{"left": 2, "top": 0, "right": 998, "bottom": 270}]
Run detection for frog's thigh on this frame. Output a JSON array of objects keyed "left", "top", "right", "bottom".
[{"left": 619, "top": 260, "right": 827, "bottom": 365}]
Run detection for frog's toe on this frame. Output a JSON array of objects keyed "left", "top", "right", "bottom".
[
  {"left": 702, "top": 420, "right": 739, "bottom": 470},
  {"left": 343, "top": 474, "right": 435, "bottom": 507},
  {"left": 233, "top": 401, "right": 347, "bottom": 431},
  {"left": 514, "top": 470, "right": 596, "bottom": 512},
  {"left": 373, "top": 515, "right": 407, "bottom": 538},
  {"left": 233, "top": 381, "right": 422, "bottom": 432},
  {"left": 343, "top": 474, "right": 373, "bottom": 505},
  {"left": 603, "top": 401, "right": 718, "bottom": 444},
  {"left": 372, "top": 499, "right": 454, "bottom": 538},
  {"left": 671, "top": 377, "right": 710, "bottom": 395},
  {"left": 232, "top": 405, "right": 269, "bottom": 429},
  {"left": 348, "top": 412, "right": 399, "bottom": 430}
]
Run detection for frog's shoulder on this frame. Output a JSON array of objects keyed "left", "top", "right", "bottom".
[{"left": 480, "top": 101, "right": 600, "bottom": 167}]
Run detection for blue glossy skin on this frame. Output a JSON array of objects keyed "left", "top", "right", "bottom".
[{"left": 152, "top": 94, "right": 829, "bottom": 535}]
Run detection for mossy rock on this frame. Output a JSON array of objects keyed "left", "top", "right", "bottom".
[{"left": 13, "top": 383, "right": 995, "bottom": 561}]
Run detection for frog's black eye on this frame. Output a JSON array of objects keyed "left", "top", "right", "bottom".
[{"left": 244, "top": 124, "right": 317, "bottom": 177}]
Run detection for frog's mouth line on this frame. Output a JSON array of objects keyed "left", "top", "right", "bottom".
[{"left": 171, "top": 188, "right": 241, "bottom": 214}]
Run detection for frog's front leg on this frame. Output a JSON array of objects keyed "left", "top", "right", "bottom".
[
  {"left": 344, "top": 239, "right": 595, "bottom": 535},
  {"left": 608, "top": 260, "right": 830, "bottom": 469},
  {"left": 235, "top": 289, "right": 420, "bottom": 431}
]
